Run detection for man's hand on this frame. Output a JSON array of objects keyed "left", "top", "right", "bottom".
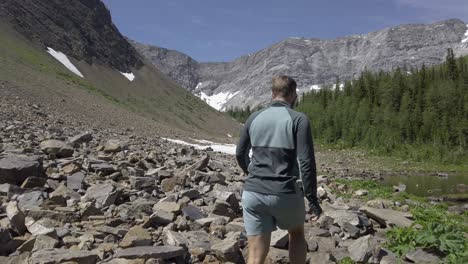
[{"left": 308, "top": 199, "right": 322, "bottom": 222}]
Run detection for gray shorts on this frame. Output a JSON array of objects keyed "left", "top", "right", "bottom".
[{"left": 242, "top": 188, "right": 305, "bottom": 236}]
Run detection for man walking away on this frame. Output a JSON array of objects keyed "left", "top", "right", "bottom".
[{"left": 236, "top": 75, "right": 322, "bottom": 264}]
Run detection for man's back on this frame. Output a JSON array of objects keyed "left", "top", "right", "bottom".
[
  {"left": 236, "top": 75, "right": 321, "bottom": 264},
  {"left": 236, "top": 100, "right": 317, "bottom": 200}
]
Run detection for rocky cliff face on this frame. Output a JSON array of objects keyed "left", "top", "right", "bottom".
[
  {"left": 133, "top": 19, "right": 468, "bottom": 110},
  {"left": 0, "top": 0, "right": 143, "bottom": 72}
]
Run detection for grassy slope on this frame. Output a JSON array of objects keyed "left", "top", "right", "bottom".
[{"left": 0, "top": 22, "right": 240, "bottom": 138}]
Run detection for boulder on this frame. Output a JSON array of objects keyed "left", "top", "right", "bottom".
[
  {"left": 164, "top": 230, "right": 188, "bottom": 248},
  {"left": 181, "top": 205, "right": 205, "bottom": 220},
  {"left": 211, "top": 239, "right": 242, "bottom": 263},
  {"left": 119, "top": 226, "right": 152, "bottom": 248},
  {"left": 68, "top": 132, "right": 93, "bottom": 147},
  {"left": 104, "top": 139, "right": 125, "bottom": 153},
  {"left": 153, "top": 202, "right": 181, "bottom": 214},
  {"left": 143, "top": 211, "right": 175, "bottom": 228},
  {"left": 83, "top": 183, "right": 119, "bottom": 208},
  {"left": 359, "top": 206, "right": 413, "bottom": 227},
  {"left": 30, "top": 248, "right": 99, "bottom": 264},
  {"left": 130, "top": 176, "right": 156, "bottom": 189},
  {"left": 113, "top": 246, "right": 186, "bottom": 260},
  {"left": 67, "top": 172, "right": 86, "bottom": 190},
  {"left": 6, "top": 201, "right": 27, "bottom": 235},
  {"left": 405, "top": 248, "right": 441, "bottom": 264},
  {"left": 40, "top": 140, "right": 74, "bottom": 158},
  {"left": 270, "top": 230, "right": 289, "bottom": 248},
  {"left": 32, "top": 234, "right": 59, "bottom": 251},
  {"left": 348, "top": 235, "right": 379, "bottom": 263},
  {"left": 0, "top": 155, "right": 43, "bottom": 185}
]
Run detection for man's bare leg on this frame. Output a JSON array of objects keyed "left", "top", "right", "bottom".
[
  {"left": 247, "top": 233, "right": 271, "bottom": 264},
  {"left": 288, "top": 224, "right": 307, "bottom": 264}
]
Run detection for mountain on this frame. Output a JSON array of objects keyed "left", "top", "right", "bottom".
[
  {"left": 132, "top": 19, "right": 468, "bottom": 110},
  {"left": 0, "top": 0, "right": 239, "bottom": 138}
]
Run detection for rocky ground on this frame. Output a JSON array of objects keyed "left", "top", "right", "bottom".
[{"left": 0, "top": 92, "right": 455, "bottom": 264}]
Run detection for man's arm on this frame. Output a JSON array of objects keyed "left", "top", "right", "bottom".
[
  {"left": 296, "top": 115, "right": 322, "bottom": 217},
  {"left": 236, "top": 120, "right": 252, "bottom": 175}
]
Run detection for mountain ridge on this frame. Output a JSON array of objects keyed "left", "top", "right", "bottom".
[
  {"left": 0, "top": 0, "right": 240, "bottom": 138},
  {"left": 132, "top": 18, "right": 468, "bottom": 110}
]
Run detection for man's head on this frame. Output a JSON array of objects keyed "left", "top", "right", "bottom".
[{"left": 271, "top": 75, "right": 297, "bottom": 107}]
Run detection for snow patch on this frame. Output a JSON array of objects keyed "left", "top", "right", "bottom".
[
  {"left": 462, "top": 25, "right": 468, "bottom": 43},
  {"left": 227, "top": 134, "right": 233, "bottom": 138},
  {"left": 198, "top": 91, "right": 239, "bottom": 111},
  {"left": 120, "top": 72, "right": 135, "bottom": 81},
  {"left": 195, "top": 82, "right": 203, "bottom": 90},
  {"left": 163, "top": 138, "right": 236, "bottom": 155},
  {"left": 310, "top": 84, "right": 321, "bottom": 91},
  {"left": 46, "top": 47, "right": 84, "bottom": 78},
  {"left": 332, "top": 83, "right": 345, "bottom": 90}
]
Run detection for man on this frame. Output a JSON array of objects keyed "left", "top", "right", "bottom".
[{"left": 236, "top": 75, "right": 322, "bottom": 264}]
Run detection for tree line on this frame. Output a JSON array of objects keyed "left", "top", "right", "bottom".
[{"left": 228, "top": 49, "right": 467, "bottom": 163}]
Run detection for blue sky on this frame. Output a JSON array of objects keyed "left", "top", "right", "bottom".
[{"left": 103, "top": 0, "right": 468, "bottom": 62}]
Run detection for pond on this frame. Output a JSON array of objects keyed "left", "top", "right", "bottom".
[{"left": 380, "top": 173, "right": 468, "bottom": 200}]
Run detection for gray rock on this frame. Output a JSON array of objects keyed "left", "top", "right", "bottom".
[
  {"left": 0, "top": 155, "right": 43, "bottom": 185},
  {"left": 6, "top": 201, "right": 27, "bottom": 235},
  {"left": 119, "top": 226, "right": 153, "bottom": 248},
  {"left": 104, "top": 139, "right": 125, "bottom": 153},
  {"left": 68, "top": 132, "right": 93, "bottom": 147},
  {"left": 130, "top": 176, "right": 156, "bottom": 189},
  {"left": 114, "top": 246, "right": 186, "bottom": 260},
  {"left": 179, "top": 189, "right": 201, "bottom": 200},
  {"left": 355, "top": 189, "right": 369, "bottom": 196},
  {"left": 359, "top": 206, "right": 413, "bottom": 227},
  {"left": 393, "top": 184, "right": 407, "bottom": 193},
  {"left": 307, "top": 252, "right": 334, "bottom": 264},
  {"left": 144, "top": 210, "right": 175, "bottom": 227},
  {"left": 187, "top": 154, "right": 210, "bottom": 171},
  {"left": 25, "top": 217, "right": 57, "bottom": 236},
  {"left": 348, "top": 235, "right": 379, "bottom": 263},
  {"left": 40, "top": 140, "right": 74, "bottom": 158},
  {"left": 153, "top": 202, "right": 181, "bottom": 214},
  {"left": 405, "top": 248, "right": 441, "bottom": 264},
  {"left": 266, "top": 247, "right": 290, "bottom": 263},
  {"left": 211, "top": 190, "right": 239, "bottom": 211},
  {"left": 270, "top": 229, "right": 289, "bottom": 248},
  {"left": 17, "top": 191, "right": 46, "bottom": 210},
  {"left": 324, "top": 210, "right": 361, "bottom": 227},
  {"left": 30, "top": 248, "right": 99, "bottom": 264},
  {"left": 67, "top": 172, "right": 86, "bottom": 190},
  {"left": 0, "top": 253, "right": 30, "bottom": 264},
  {"left": 211, "top": 239, "right": 242, "bottom": 263},
  {"left": 32, "top": 234, "right": 59, "bottom": 251},
  {"left": 84, "top": 183, "right": 119, "bottom": 208},
  {"left": 20, "top": 176, "right": 47, "bottom": 188},
  {"left": 181, "top": 205, "right": 205, "bottom": 220},
  {"left": 164, "top": 230, "right": 188, "bottom": 248}
]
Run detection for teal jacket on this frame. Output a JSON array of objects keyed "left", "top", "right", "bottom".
[{"left": 236, "top": 100, "right": 320, "bottom": 213}]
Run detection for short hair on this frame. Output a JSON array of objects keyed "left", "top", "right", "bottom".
[{"left": 272, "top": 75, "right": 297, "bottom": 98}]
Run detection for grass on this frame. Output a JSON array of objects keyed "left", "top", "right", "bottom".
[
  {"left": 333, "top": 177, "right": 468, "bottom": 263},
  {"left": 0, "top": 22, "right": 239, "bottom": 137},
  {"left": 334, "top": 178, "right": 394, "bottom": 201}
]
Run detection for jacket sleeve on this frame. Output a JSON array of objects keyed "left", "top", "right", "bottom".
[
  {"left": 296, "top": 115, "right": 319, "bottom": 207},
  {"left": 235, "top": 119, "right": 252, "bottom": 175}
]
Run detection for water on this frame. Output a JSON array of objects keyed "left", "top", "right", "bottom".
[{"left": 381, "top": 173, "right": 468, "bottom": 198}]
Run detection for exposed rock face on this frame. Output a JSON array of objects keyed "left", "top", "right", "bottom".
[
  {"left": 0, "top": 0, "right": 143, "bottom": 72},
  {"left": 133, "top": 19, "right": 468, "bottom": 109},
  {"left": 129, "top": 39, "right": 200, "bottom": 91}
]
